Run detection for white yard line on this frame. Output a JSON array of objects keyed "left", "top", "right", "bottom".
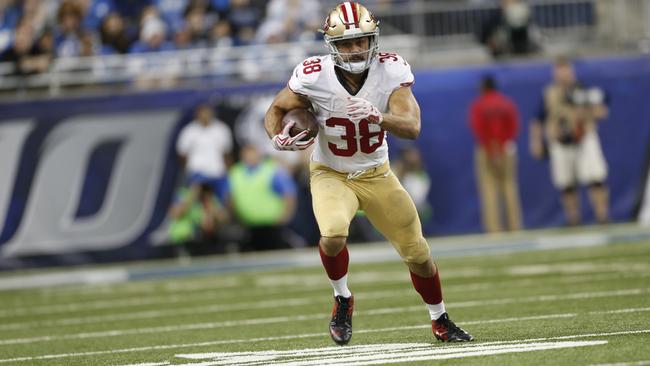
[
  {"left": 589, "top": 307, "right": 650, "bottom": 315},
  {"left": 0, "top": 289, "right": 646, "bottom": 346},
  {"left": 0, "top": 289, "right": 420, "bottom": 331},
  {"left": 0, "top": 297, "right": 321, "bottom": 331},
  {"left": 0, "top": 325, "right": 647, "bottom": 364},
  {"left": 591, "top": 361, "right": 650, "bottom": 366},
  {"left": 0, "top": 272, "right": 406, "bottom": 317},
  {"left": 506, "top": 262, "right": 650, "bottom": 276},
  {"left": 1, "top": 288, "right": 447, "bottom": 331},
  {"left": 1, "top": 270, "right": 642, "bottom": 320},
  {"left": 0, "top": 269, "right": 129, "bottom": 291}
]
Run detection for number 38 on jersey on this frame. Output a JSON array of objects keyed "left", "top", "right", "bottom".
[{"left": 288, "top": 53, "right": 414, "bottom": 172}]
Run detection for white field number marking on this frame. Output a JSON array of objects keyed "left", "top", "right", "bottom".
[
  {"left": 1, "top": 329, "right": 647, "bottom": 364},
  {"left": 171, "top": 341, "right": 607, "bottom": 366}
]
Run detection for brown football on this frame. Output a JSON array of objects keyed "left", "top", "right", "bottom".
[{"left": 282, "top": 109, "right": 319, "bottom": 141}]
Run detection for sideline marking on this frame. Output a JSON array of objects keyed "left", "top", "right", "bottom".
[
  {"left": 0, "top": 289, "right": 646, "bottom": 346},
  {"left": 170, "top": 341, "right": 608, "bottom": 366}
]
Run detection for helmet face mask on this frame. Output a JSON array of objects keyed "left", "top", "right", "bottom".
[{"left": 321, "top": 2, "right": 380, "bottom": 74}]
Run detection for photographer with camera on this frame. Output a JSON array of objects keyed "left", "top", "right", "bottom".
[{"left": 530, "top": 57, "right": 609, "bottom": 225}]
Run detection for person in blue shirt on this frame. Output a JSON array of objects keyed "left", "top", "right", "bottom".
[
  {"left": 129, "top": 6, "right": 175, "bottom": 53},
  {"left": 80, "top": 0, "right": 116, "bottom": 31},
  {"left": 54, "top": 1, "right": 84, "bottom": 57},
  {"left": 99, "top": 11, "right": 133, "bottom": 54},
  {"left": 152, "top": 0, "right": 187, "bottom": 34}
]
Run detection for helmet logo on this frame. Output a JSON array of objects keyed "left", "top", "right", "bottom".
[
  {"left": 339, "top": 1, "right": 360, "bottom": 30},
  {"left": 322, "top": 15, "right": 332, "bottom": 32}
]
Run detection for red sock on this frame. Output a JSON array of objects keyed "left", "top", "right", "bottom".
[
  {"left": 410, "top": 270, "right": 443, "bottom": 305},
  {"left": 319, "top": 244, "right": 349, "bottom": 281}
]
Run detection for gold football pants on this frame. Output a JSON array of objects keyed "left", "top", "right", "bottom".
[{"left": 309, "top": 161, "right": 430, "bottom": 264}]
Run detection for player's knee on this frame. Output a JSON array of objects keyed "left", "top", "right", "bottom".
[
  {"left": 319, "top": 215, "right": 350, "bottom": 238},
  {"left": 320, "top": 236, "right": 346, "bottom": 256},
  {"left": 397, "top": 237, "right": 431, "bottom": 265}
]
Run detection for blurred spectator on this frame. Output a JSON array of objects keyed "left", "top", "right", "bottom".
[
  {"left": 78, "top": 29, "right": 100, "bottom": 56},
  {"left": 168, "top": 182, "right": 229, "bottom": 256},
  {"left": 55, "top": 1, "right": 85, "bottom": 57},
  {"left": 129, "top": 6, "right": 174, "bottom": 53},
  {"left": 530, "top": 57, "right": 609, "bottom": 225},
  {"left": 177, "top": 103, "right": 234, "bottom": 203},
  {"left": 209, "top": 18, "right": 233, "bottom": 48},
  {"left": 256, "top": 0, "right": 321, "bottom": 43},
  {"left": 36, "top": 28, "right": 55, "bottom": 56},
  {"left": 469, "top": 75, "right": 522, "bottom": 233},
  {"left": 0, "top": 0, "right": 20, "bottom": 53},
  {"left": 127, "top": 6, "right": 179, "bottom": 88},
  {"left": 111, "top": 0, "right": 150, "bottom": 19},
  {"left": 228, "top": 0, "right": 260, "bottom": 46},
  {"left": 78, "top": 0, "right": 116, "bottom": 31},
  {"left": 1, "top": 20, "right": 52, "bottom": 75},
  {"left": 205, "top": 18, "right": 236, "bottom": 80},
  {"left": 172, "top": 26, "right": 193, "bottom": 49},
  {"left": 211, "top": 0, "right": 230, "bottom": 15},
  {"left": 227, "top": 143, "right": 303, "bottom": 251},
  {"left": 0, "top": 0, "right": 19, "bottom": 28},
  {"left": 479, "top": 0, "right": 540, "bottom": 58},
  {"left": 183, "top": 2, "right": 214, "bottom": 46},
  {"left": 99, "top": 11, "right": 132, "bottom": 54},
  {"left": 21, "top": 0, "right": 52, "bottom": 35},
  {"left": 152, "top": 0, "right": 188, "bottom": 33},
  {"left": 394, "top": 146, "right": 433, "bottom": 223}
]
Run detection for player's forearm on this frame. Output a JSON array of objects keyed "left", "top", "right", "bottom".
[
  {"left": 380, "top": 114, "right": 420, "bottom": 139},
  {"left": 264, "top": 105, "right": 285, "bottom": 138}
]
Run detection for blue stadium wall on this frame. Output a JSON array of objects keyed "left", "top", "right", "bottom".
[{"left": 0, "top": 55, "right": 648, "bottom": 269}]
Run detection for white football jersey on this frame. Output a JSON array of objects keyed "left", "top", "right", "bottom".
[{"left": 288, "top": 53, "right": 414, "bottom": 173}]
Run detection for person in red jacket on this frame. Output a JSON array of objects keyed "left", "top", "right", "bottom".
[{"left": 469, "top": 76, "right": 523, "bottom": 233}]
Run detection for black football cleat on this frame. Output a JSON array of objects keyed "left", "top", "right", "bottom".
[
  {"left": 329, "top": 295, "right": 354, "bottom": 345},
  {"left": 432, "top": 313, "right": 474, "bottom": 342}
]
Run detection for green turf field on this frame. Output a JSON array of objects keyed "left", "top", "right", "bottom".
[{"left": 0, "top": 240, "right": 648, "bottom": 365}]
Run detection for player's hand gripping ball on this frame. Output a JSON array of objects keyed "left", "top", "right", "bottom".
[{"left": 272, "top": 109, "right": 318, "bottom": 151}]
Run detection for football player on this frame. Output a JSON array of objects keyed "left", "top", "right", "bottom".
[{"left": 264, "top": 1, "right": 473, "bottom": 345}]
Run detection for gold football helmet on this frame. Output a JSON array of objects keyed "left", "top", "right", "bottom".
[{"left": 320, "top": 1, "right": 380, "bottom": 74}]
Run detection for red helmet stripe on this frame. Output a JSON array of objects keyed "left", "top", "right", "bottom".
[
  {"left": 350, "top": 2, "right": 359, "bottom": 26},
  {"left": 339, "top": 3, "right": 350, "bottom": 29},
  {"left": 341, "top": 2, "right": 357, "bottom": 30}
]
